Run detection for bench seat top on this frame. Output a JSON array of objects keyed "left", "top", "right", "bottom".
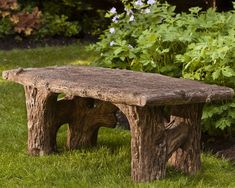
[{"left": 2, "top": 66, "right": 234, "bottom": 106}]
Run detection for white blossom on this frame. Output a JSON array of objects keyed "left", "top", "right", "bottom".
[
  {"left": 134, "top": 0, "right": 144, "bottom": 6},
  {"left": 110, "top": 41, "right": 115, "bottom": 46},
  {"left": 112, "top": 15, "right": 119, "bottom": 23},
  {"left": 125, "top": 7, "right": 134, "bottom": 15},
  {"left": 128, "top": 44, "right": 133, "bottom": 49},
  {"left": 129, "top": 15, "right": 135, "bottom": 22},
  {"left": 109, "top": 27, "right": 115, "bottom": 34},
  {"left": 110, "top": 7, "right": 117, "bottom": 14},
  {"left": 147, "top": 0, "right": 156, "bottom": 5},
  {"left": 144, "top": 8, "right": 151, "bottom": 14}
]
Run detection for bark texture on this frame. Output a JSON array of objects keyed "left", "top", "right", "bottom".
[
  {"left": 3, "top": 66, "right": 233, "bottom": 107},
  {"left": 167, "top": 104, "right": 203, "bottom": 174},
  {"left": 3, "top": 66, "right": 232, "bottom": 182},
  {"left": 115, "top": 103, "right": 203, "bottom": 182},
  {"left": 116, "top": 104, "right": 167, "bottom": 182},
  {"left": 66, "top": 97, "right": 118, "bottom": 149},
  {"left": 24, "top": 86, "right": 58, "bottom": 156},
  {"left": 24, "top": 86, "right": 117, "bottom": 155}
]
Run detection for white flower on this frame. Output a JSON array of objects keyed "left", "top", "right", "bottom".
[
  {"left": 147, "top": 0, "right": 156, "bottom": 5},
  {"left": 112, "top": 15, "right": 119, "bottom": 23},
  {"left": 110, "top": 7, "right": 117, "bottom": 14},
  {"left": 128, "top": 44, "right": 133, "bottom": 49},
  {"left": 134, "top": 0, "right": 144, "bottom": 6},
  {"left": 109, "top": 27, "right": 115, "bottom": 34},
  {"left": 110, "top": 41, "right": 115, "bottom": 46},
  {"left": 129, "top": 15, "right": 135, "bottom": 22},
  {"left": 125, "top": 8, "right": 134, "bottom": 15},
  {"left": 144, "top": 8, "right": 151, "bottom": 14}
]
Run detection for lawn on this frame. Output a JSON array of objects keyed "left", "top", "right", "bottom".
[{"left": 0, "top": 44, "right": 235, "bottom": 187}]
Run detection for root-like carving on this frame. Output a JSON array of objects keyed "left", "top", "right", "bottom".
[
  {"left": 167, "top": 104, "right": 203, "bottom": 174},
  {"left": 24, "top": 87, "right": 118, "bottom": 155}
]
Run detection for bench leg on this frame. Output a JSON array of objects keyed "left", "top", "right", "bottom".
[
  {"left": 67, "top": 97, "right": 117, "bottom": 149},
  {"left": 24, "top": 86, "right": 58, "bottom": 156},
  {"left": 116, "top": 104, "right": 167, "bottom": 182},
  {"left": 168, "top": 104, "right": 203, "bottom": 174}
]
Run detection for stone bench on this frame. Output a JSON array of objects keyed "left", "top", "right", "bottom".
[{"left": 2, "top": 65, "right": 234, "bottom": 182}]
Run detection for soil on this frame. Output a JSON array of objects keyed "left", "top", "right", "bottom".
[{"left": 1, "top": 36, "right": 235, "bottom": 165}]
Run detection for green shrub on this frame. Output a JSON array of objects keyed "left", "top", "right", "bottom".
[
  {"left": 0, "top": 0, "right": 108, "bottom": 38},
  {"left": 0, "top": 0, "right": 42, "bottom": 37},
  {"left": 39, "top": 0, "right": 109, "bottom": 37},
  {"left": 37, "top": 13, "right": 80, "bottom": 38},
  {"left": 18, "top": 0, "right": 110, "bottom": 38},
  {"left": 0, "top": 17, "right": 13, "bottom": 37},
  {"left": 91, "top": 1, "right": 235, "bottom": 135}
]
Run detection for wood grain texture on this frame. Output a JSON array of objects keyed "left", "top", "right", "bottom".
[
  {"left": 2, "top": 65, "right": 234, "bottom": 182},
  {"left": 115, "top": 103, "right": 203, "bottom": 182},
  {"left": 168, "top": 104, "right": 203, "bottom": 174},
  {"left": 24, "top": 86, "right": 118, "bottom": 155},
  {"left": 66, "top": 97, "right": 118, "bottom": 149},
  {"left": 2, "top": 66, "right": 234, "bottom": 106},
  {"left": 24, "top": 86, "right": 58, "bottom": 156},
  {"left": 116, "top": 104, "right": 167, "bottom": 182}
]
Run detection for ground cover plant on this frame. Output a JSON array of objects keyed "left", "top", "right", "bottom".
[
  {"left": 0, "top": 44, "right": 235, "bottom": 187},
  {"left": 91, "top": 1, "right": 235, "bottom": 136}
]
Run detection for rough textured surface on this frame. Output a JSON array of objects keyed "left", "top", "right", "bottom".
[
  {"left": 115, "top": 103, "right": 204, "bottom": 182},
  {"left": 2, "top": 66, "right": 234, "bottom": 106},
  {"left": 24, "top": 86, "right": 58, "bottom": 156},
  {"left": 3, "top": 65, "right": 234, "bottom": 183},
  {"left": 167, "top": 104, "right": 203, "bottom": 174},
  {"left": 24, "top": 85, "right": 117, "bottom": 155},
  {"left": 66, "top": 97, "right": 117, "bottom": 149},
  {"left": 116, "top": 104, "right": 167, "bottom": 182}
]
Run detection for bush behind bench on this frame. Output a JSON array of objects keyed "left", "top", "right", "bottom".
[{"left": 91, "top": 2, "right": 235, "bottom": 136}]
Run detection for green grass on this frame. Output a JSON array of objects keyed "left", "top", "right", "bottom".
[{"left": 0, "top": 44, "right": 235, "bottom": 187}]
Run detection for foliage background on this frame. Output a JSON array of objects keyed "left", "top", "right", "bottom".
[
  {"left": 0, "top": 0, "right": 118, "bottom": 38},
  {"left": 1, "top": 0, "right": 235, "bottom": 136},
  {"left": 91, "top": 1, "right": 235, "bottom": 136}
]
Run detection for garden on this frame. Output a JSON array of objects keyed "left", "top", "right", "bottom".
[{"left": 0, "top": 0, "right": 235, "bottom": 187}]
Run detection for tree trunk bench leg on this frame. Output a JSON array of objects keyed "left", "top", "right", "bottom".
[
  {"left": 24, "top": 86, "right": 58, "bottom": 156},
  {"left": 168, "top": 104, "right": 203, "bottom": 174},
  {"left": 116, "top": 104, "right": 167, "bottom": 182},
  {"left": 67, "top": 97, "right": 118, "bottom": 149}
]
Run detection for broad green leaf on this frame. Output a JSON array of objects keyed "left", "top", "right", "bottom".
[
  {"left": 189, "top": 7, "right": 202, "bottom": 14},
  {"left": 228, "top": 111, "right": 235, "bottom": 118},
  {"left": 105, "top": 12, "right": 112, "bottom": 18},
  {"left": 202, "top": 105, "right": 223, "bottom": 119},
  {"left": 215, "top": 118, "right": 232, "bottom": 130},
  {"left": 212, "top": 69, "right": 221, "bottom": 80},
  {"left": 114, "top": 48, "right": 125, "bottom": 56},
  {"left": 222, "top": 66, "right": 235, "bottom": 77},
  {"left": 229, "top": 102, "right": 235, "bottom": 108},
  {"left": 120, "top": 56, "right": 125, "bottom": 61}
]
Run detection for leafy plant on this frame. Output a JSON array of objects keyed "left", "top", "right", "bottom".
[
  {"left": 22, "top": 0, "right": 110, "bottom": 37},
  {"left": 91, "top": 1, "right": 235, "bottom": 135},
  {"left": 0, "top": 0, "right": 41, "bottom": 36},
  {"left": 12, "top": 7, "right": 41, "bottom": 36},
  {"left": 0, "top": 0, "right": 102, "bottom": 38},
  {"left": 37, "top": 13, "right": 80, "bottom": 38},
  {"left": 0, "top": 17, "right": 13, "bottom": 37},
  {"left": 176, "top": 7, "right": 235, "bottom": 133}
]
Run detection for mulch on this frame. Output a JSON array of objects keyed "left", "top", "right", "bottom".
[{"left": 1, "top": 36, "right": 235, "bottom": 165}]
